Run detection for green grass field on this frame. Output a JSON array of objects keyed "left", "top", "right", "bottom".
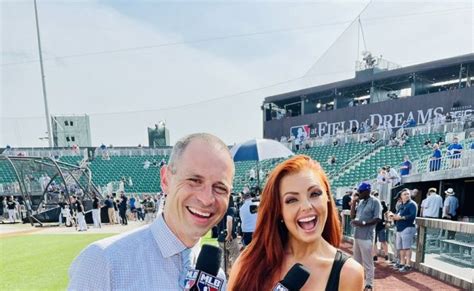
[{"left": 0, "top": 231, "right": 217, "bottom": 290}]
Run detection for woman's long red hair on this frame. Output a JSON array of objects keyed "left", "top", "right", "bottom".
[{"left": 230, "top": 155, "right": 341, "bottom": 291}]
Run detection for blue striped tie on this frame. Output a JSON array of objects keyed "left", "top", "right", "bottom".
[{"left": 179, "top": 248, "right": 193, "bottom": 288}]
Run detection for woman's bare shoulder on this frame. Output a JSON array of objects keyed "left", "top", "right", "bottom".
[{"left": 338, "top": 257, "right": 364, "bottom": 291}]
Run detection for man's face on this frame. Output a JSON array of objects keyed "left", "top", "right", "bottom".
[
  {"left": 358, "top": 189, "right": 370, "bottom": 199},
  {"left": 401, "top": 191, "right": 410, "bottom": 203},
  {"left": 161, "top": 139, "right": 234, "bottom": 247}
]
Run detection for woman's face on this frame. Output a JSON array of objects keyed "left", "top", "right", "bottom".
[{"left": 279, "top": 169, "right": 328, "bottom": 244}]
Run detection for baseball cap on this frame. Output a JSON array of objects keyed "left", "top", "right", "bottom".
[{"left": 357, "top": 182, "right": 371, "bottom": 193}]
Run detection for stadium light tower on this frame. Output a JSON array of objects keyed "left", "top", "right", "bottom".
[{"left": 34, "top": 0, "right": 53, "bottom": 147}]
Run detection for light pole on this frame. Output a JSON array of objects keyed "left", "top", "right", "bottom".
[{"left": 34, "top": 0, "right": 53, "bottom": 147}]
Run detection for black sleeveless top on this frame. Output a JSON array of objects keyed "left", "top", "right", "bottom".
[{"left": 325, "top": 250, "right": 350, "bottom": 291}]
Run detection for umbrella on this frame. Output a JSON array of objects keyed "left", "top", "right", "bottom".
[
  {"left": 231, "top": 139, "right": 294, "bottom": 162},
  {"left": 230, "top": 139, "right": 294, "bottom": 186}
]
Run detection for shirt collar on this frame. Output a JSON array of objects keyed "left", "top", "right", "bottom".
[{"left": 151, "top": 214, "right": 201, "bottom": 258}]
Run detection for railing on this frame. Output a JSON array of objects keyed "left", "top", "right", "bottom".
[
  {"left": 410, "top": 143, "right": 474, "bottom": 176},
  {"left": 415, "top": 218, "right": 473, "bottom": 289},
  {"left": 96, "top": 147, "right": 171, "bottom": 157},
  {"left": 2, "top": 147, "right": 172, "bottom": 158},
  {"left": 280, "top": 117, "right": 474, "bottom": 151},
  {"left": 341, "top": 213, "right": 473, "bottom": 289}
]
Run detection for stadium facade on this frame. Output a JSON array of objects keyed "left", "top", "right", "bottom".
[
  {"left": 262, "top": 54, "right": 474, "bottom": 289},
  {"left": 262, "top": 54, "right": 473, "bottom": 140}
]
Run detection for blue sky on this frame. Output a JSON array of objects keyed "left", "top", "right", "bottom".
[{"left": 1, "top": 0, "right": 472, "bottom": 147}]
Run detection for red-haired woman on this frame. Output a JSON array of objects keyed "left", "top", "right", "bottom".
[{"left": 228, "top": 155, "right": 364, "bottom": 291}]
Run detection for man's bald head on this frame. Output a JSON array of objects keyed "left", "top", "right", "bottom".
[{"left": 168, "top": 133, "right": 232, "bottom": 174}]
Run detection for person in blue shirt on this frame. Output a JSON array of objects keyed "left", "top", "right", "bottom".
[
  {"left": 429, "top": 143, "right": 442, "bottom": 171},
  {"left": 443, "top": 188, "right": 459, "bottom": 239},
  {"left": 447, "top": 137, "right": 463, "bottom": 168},
  {"left": 407, "top": 117, "right": 416, "bottom": 128},
  {"left": 390, "top": 189, "right": 417, "bottom": 272},
  {"left": 471, "top": 142, "right": 474, "bottom": 150},
  {"left": 399, "top": 155, "right": 412, "bottom": 176}
]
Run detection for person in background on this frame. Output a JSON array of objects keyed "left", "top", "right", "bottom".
[
  {"left": 217, "top": 196, "right": 240, "bottom": 276},
  {"left": 420, "top": 188, "right": 443, "bottom": 218},
  {"left": 351, "top": 182, "right": 382, "bottom": 291},
  {"left": 399, "top": 155, "right": 412, "bottom": 176},
  {"left": 374, "top": 200, "right": 389, "bottom": 261},
  {"left": 7, "top": 196, "right": 16, "bottom": 223},
  {"left": 104, "top": 195, "right": 116, "bottom": 224},
  {"left": 118, "top": 192, "right": 128, "bottom": 225},
  {"left": 239, "top": 191, "right": 258, "bottom": 247},
  {"left": 429, "top": 143, "right": 442, "bottom": 171},
  {"left": 340, "top": 189, "right": 353, "bottom": 235},
  {"left": 387, "top": 165, "right": 401, "bottom": 187},
  {"left": 389, "top": 189, "right": 417, "bottom": 272},
  {"left": 91, "top": 193, "right": 101, "bottom": 228},
  {"left": 129, "top": 194, "right": 136, "bottom": 221},
  {"left": 443, "top": 188, "right": 459, "bottom": 239},
  {"left": 71, "top": 195, "right": 87, "bottom": 232},
  {"left": 447, "top": 137, "right": 463, "bottom": 168}
]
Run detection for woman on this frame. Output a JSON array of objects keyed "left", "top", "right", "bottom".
[{"left": 228, "top": 155, "right": 363, "bottom": 291}]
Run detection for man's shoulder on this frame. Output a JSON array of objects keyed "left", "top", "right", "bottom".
[{"left": 87, "top": 224, "right": 152, "bottom": 255}]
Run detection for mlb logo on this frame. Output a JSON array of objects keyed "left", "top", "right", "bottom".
[
  {"left": 184, "top": 270, "right": 199, "bottom": 289},
  {"left": 290, "top": 125, "right": 310, "bottom": 141},
  {"left": 196, "top": 272, "right": 224, "bottom": 291}
]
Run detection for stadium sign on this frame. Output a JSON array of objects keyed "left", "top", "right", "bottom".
[
  {"left": 265, "top": 88, "right": 473, "bottom": 139},
  {"left": 310, "top": 106, "right": 472, "bottom": 137}
]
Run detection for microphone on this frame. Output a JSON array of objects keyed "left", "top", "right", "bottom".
[
  {"left": 273, "top": 263, "right": 311, "bottom": 291},
  {"left": 184, "top": 244, "right": 224, "bottom": 291}
]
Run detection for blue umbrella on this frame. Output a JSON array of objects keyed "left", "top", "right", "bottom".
[
  {"left": 230, "top": 139, "right": 294, "bottom": 187},
  {"left": 231, "top": 139, "right": 294, "bottom": 162}
]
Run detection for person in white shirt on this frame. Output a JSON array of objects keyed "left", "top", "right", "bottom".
[
  {"left": 420, "top": 188, "right": 443, "bottom": 218},
  {"left": 239, "top": 192, "right": 258, "bottom": 247},
  {"left": 248, "top": 168, "right": 256, "bottom": 182},
  {"left": 387, "top": 166, "right": 401, "bottom": 187}
]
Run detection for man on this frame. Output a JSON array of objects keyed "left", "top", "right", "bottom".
[
  {"left": 71, "top": 195, "right": 87, "bottom": 232},
  {"left": 68, "top": 133, "right": 235, "bottom": 290},
  {"left": 399, "top": 155, "right": 412, "bottom": 176},
  {"left": 104, "top": 195, "right": 116, "bottom": 224},
  {"left": 350, "top": 182, "right": 382, "bottom": 291},
  {"left": 91, "top": 193, "right": 101, "bottom": 228},
  {"left": 217, "top": 196, "right": 240, "bottom": 276},
  {"left": 420, "top": 188, "right": 443, "bottom": 218},
  {"left": 391, "top": 189, "right": 417, "bottom": 272},
  {"left": 118, "top": 192, "right": 128, "bottom": 225},
  {"left": 239, "top": 191, "right": 258, "bottom": 247},
  {"left": 447, "top": 137, "right": 463, "bottom": 168},
  {"left": 143, "top": 195, "right": 155, "bottom": 223},
  {"left": 7, "top": 196, "right": 16, "bottom": 223},
  {"left": 443, "top": 188, "right": 459, "bottom": 239},
  {"left": 340, "top": 189, "right": 352, "bottom": 235},
  {"left": 387, "top": 165, "right": 401, "bottom": 188}
]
